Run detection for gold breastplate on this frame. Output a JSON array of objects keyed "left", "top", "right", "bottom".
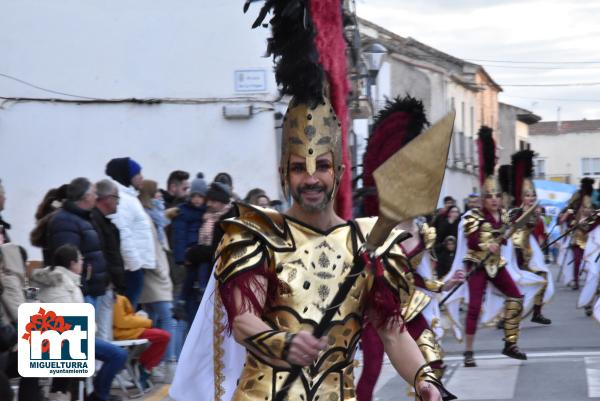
[
  {"left": 571, "top": 227, "right": 588, "bottom": 250},
  {"left": 248, "top": 221, "right": 369, "bottom": 401},
  {"left": 463, "top": 209, "right": 508, "bottom": 278}
]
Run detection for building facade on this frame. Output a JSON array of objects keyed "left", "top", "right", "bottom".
[
  {"left": 0, "top": 1, "right": 284, "bottom": 257},
  {"left": 356, "top": 18, "right": 506, "bottom": 209},
  {"left": 498, "top": 103, "right": 541, "bottom": 165},
  {"left": 529, "top": 120, "right": 600, "bottom": 184}
]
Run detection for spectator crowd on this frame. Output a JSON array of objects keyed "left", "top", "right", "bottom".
[{"left": 0, "top": 159, "right": 274, "bottom": 401}]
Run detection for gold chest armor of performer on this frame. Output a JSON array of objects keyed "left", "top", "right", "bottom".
[
  {"left": 216, "top": 205, "right": 411, "bottom": 401},
  {"left": 571, "top": 225, "right": 589, "bottom": 250},
  {"left": 463, "top": 209, "right": 509, "bottom": 278},
  {"left": 511, "top": 210, "right": 535, "bottom": 270}
]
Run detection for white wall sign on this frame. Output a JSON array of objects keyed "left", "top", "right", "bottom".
[{"left": 234, "top": 69, "right": 267, "bottom": 93}]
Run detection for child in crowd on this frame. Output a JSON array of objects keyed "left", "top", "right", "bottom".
[{"left": 113, "top": 294, "right": 170, "bottom": 390}]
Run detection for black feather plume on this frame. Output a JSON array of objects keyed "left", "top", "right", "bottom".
[
  {"left": 581, "top": 177, "right": 595, "bottom": 196},
  {"left": 477, "top": 125, "right": 496, "bottom": 186},
  {"left": 247, "top": 0, "right": 324, "bottom": 104},
  {"left": 498, "top": 165, "right": 512, "bottom": 195},
  {"left": 511, "top": 150, "right": 535, "bottom": 180}
]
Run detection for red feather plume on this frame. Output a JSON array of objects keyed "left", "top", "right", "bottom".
[{"left": 361, "top": 96, "right": 429, "bottom": 217}]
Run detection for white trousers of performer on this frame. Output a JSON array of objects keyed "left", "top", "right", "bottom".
[
  {"left": 415, "top": 253, "right": 444, "bottom": 340},
  {"left": 558, "top": 234, "right": 574, "bottom": 286},
  {"left": 579, "top": 226, "right": 600, "bottom": 309},
  {"left": 170, "top": 272, "right": 244, "bottom": 401}
]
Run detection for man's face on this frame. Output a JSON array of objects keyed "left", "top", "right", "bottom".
[
  {"left": 444, "top": 199, "right": 455, "bottom": 209},
  {"left": 170, "top": 180, "right": 190, "bottom": 199},
  {"left": 206, "top": 199, "right": 226, "bottom": 213},
  {"left": 288, "top": 153, "right": 335, "bottom": 212},
  {"left": 81, "top": 184, "right": 98, "bottom": 210},
  {"left": 483, "top": 193, "right": 501, "bottom": 212},
  {"left": 101, "top": 190, "right": 120, "bottom": 214},
  {"left": 190, "top": 194, "right": 205, "bottom": 208},
  {"left": 131, "top": 173, "right": 144, "bottom": 190}
]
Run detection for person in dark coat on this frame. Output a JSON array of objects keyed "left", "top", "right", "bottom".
[
  {"left": 182, "top": 181, "right": 235, "bottom": 322},
  {"left": 436, "top": 236, "right": 457, "bottom": 279},
  {"left": 91, "top": 179, "right": 126, "bottom": 295},
  {"left": 47, "top": 178, "right": 108, "bottom": 297},
  {"left": 435, "top": 205, "right": 461, "bottom": 253},
  {"left": 171, "top": 174, "right": 207, "bottom": 266},
  {"left": 46, "top": 178, "right": 111, "bottom": 340}
]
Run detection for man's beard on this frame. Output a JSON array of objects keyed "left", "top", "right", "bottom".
[{"left": 291, "top": 183, "right": 334, "bottom": 212}]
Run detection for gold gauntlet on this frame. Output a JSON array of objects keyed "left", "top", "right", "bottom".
[
  {"left": 503, "top": 297, "right": 524, "bottom": 343},
  {"left": 244, "top": 330, "right": 295, "bottom": 361}
]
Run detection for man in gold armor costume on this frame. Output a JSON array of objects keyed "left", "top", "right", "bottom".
[
  {"left": 509, "top": 150, "right": 552, "bottom": 324},
  {"left": 211, "top": 0, "right": 458, "bottom": 397}
]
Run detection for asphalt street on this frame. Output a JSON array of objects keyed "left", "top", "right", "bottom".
[{"left": 153, "top": 264, "right": 599, "bottom": 401}]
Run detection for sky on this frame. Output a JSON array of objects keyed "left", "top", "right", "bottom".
[{"left": 356, "top": 0, "right": 600, "bottom": 122}]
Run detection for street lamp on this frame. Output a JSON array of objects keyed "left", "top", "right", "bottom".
[
  {"left": 362, "top": 42, "right": 387, "bottom": 113},
  {"left": 352, "top": 42, "right": 387, "bottom": 195},
  {"left": 363, "top": 42, "right": 387, "bottom": 78}
]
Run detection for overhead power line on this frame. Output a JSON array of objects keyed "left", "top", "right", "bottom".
[
  {"left": 465, "top": 58, "right": 600, "bottom": 65},
  {"left": 501, "top": 81, "right": 600, "bottom": 87},
  {"left": 502, "top": 94, "right": 600, "bottom": 103},
  {"left": 481, "top": 64, "right": 600, "bottom": 70}
]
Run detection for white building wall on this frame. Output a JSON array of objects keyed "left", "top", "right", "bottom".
[
  {"left": 515, "top": 121, "right": 529, "bottom": 150},
  {"left": 529, "top": 132, "right": 600, "bottom": 184},
  {"left": 0, "top": 1, "right": 282, "bottom": 258}
]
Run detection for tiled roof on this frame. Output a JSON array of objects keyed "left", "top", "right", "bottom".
[{"left": 529, "top": 119, "right": 600, "bottom": 135}]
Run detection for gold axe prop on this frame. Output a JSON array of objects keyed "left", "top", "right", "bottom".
[
  {"left": 274, "top": 110, "right": 456, "bottom": 401},
  {"left": 439, "top": 201, "right": 539, "bottom": 306}
]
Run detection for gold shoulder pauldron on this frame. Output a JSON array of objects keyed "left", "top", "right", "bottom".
[
  {"left": 215, "top": 202, "right": 294, "bottom": 284},
  {"left": 463, "top": 209, "right": 484, "bottom": 235}
]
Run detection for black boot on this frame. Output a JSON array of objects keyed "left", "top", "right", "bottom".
[
  {"left": 502, "top": 342, "right": 527, "bottom": 360},
  {"left": 463, "top": 351, "right": 477, "bottom": 367},
  {"left": 585, "top": 305, "right": 593, "bottom": 316},
  {"left": 531, "top": 305, "right": 552, "bottom": 325},
  {"left": 531, "top": 313, "right": 552, "bottom": 325}
]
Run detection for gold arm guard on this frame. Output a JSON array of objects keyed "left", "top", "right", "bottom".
[{"left": 243, "top": 330, "right": 295, "bottom": 361}]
